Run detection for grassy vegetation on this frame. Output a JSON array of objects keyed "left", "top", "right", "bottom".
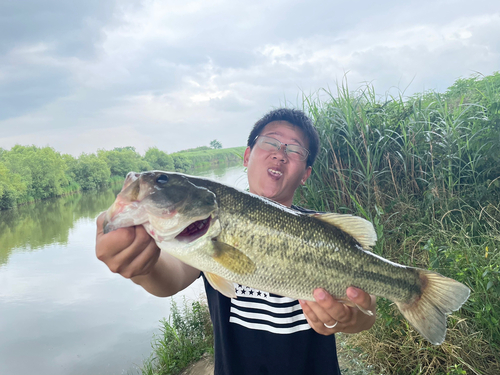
[
  {"left": 296, "top": 72, "right": 500, "bottom": 374},
  {"left": 141, "top": 298, "right": 213, "bottom": 375}
]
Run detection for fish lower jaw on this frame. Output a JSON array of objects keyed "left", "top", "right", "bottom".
[{"left": 174, "top": 216, "right": 212, "bottom": 243}]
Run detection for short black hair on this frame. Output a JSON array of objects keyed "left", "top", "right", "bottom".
[{"left": 247, "top": 108, "right": 320, "bottom": 167}]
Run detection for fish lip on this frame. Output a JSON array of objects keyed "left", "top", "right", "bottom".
[
  {"left": 107, "top": 197, "right": 142, "bottom": 220},
  {"left": 103, "top": 200, "right": 140, "bottom": 230},
  {"left": 103, "top": 217, "right": 150, "bottom": 234}
]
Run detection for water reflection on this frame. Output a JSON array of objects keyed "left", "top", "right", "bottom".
[
  {"left": 0, "top": 185, "right": 120, "bottom": 266},
  {"left": 195, "top": 163, "right": 248, "bottom": 190},
  {"left": 0, "top": 166, "right": 247, "bottom": 375}
]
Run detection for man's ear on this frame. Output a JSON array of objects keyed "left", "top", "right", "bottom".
[
  {"left": 301, "top": 166, "right": 312, "bottom": 185},
  {"left": 243, "top": 147, "right": 251, "bottom": 167}
]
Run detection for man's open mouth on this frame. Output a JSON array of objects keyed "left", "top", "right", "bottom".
[
  {"left": 175, "top": 217, "right": 211, "bottom": 242},
  {"left": 268, "top": 168, "right": 282, "bottom": 176}
]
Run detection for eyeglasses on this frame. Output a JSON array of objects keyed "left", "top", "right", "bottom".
[{"left": 253, "top": 135, "right": 309, "bottom": 162}]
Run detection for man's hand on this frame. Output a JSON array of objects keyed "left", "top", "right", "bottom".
[
  {"left": 299, "top": 287, "right": 376, "bottom": 336},
  {"left": 95, "top": 211, "right": 161, "bottom": 279}
]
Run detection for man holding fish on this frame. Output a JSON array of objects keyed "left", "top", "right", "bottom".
[{"left": 95, "top": 108, "right": 377, "bottom": 374}]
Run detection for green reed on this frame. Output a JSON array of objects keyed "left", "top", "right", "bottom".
[
  {"left": 141, "top": 297, "right": 213, "bottom": 375},
  {"left": 297, "top": 72, "right": 500, "bottom": 374}
]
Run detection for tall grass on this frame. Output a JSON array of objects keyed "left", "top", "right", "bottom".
[
  {"left": 141, "top": 298, "right": 213, "bottom": 375},
  {"left": 297, "top": 73, "right": 500, "bottom": 374}
]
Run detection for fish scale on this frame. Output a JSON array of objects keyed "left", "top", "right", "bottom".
[{"left": 104, "top": 171, "right": 471, "bottom": 345}]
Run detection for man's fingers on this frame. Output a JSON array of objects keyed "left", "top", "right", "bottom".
[
  {"left": 121, "top": 241, "right": 160, "bottom": 278},
  {"left": 300, "top": 288, "right": 376, "bottom": 336},
  {"left": 299, "top": 300, "right": 316, "bottom": 320},
  {"left": 346, "top": 287, "right": 373, "bottom": 312},
  {"left": 106, "top": 227, "right": 155, "bottom": 271},
  {"left": 96, "top": 225, "right": 136, "bottom": 259},
  {"left": 312, "top": 289, "right": 351, "bottom": 322},
  {"left": 300, "top": 299, "right": 338, "bottom": 335},
  {"left": 127, "top": 229, "right": 160, "bottom": 271},
  {"left": 299, "top": 300, "right": 322, "bottom": 327}
]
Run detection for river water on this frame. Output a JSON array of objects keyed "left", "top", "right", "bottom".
[{"left": 0, "top": 165, "right": 247, "bottom": 375}]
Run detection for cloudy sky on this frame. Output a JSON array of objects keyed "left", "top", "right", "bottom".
[{"left": 1, "top": 0, "right": 499, "bottom": 156}]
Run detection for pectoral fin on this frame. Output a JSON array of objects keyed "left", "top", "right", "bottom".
[
  {"left": 204, "top": 272, "right": 237, "bottom": 299},
  {"left": 212, "top": 240, "right": 256, "bottom": 275}
]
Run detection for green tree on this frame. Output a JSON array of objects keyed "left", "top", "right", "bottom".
[
  {"left": 69, "top": 153, "right": 111, "bottom": 190},
  {"left": 172, "top": 154, "right": 192, "bottom": 173},
  {"left": 62, "top": 153, "right": 77, "bottom": 184},
  {"left": 144, "top": 147, "right": 175, "bottom": 171},
  {"left": 210, "top": 139, "right": 223, "bottom": 149},
  {"left": 98, "top": 147, "right": 148, "bottom": 177},
  {"left": 2, "top": 145, "right": 68, "bottom": 201},
  {"left": 0, "top": 161, "right": 26, "bottom": 209}
]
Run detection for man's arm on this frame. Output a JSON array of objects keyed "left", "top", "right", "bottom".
[{"left": 95, "top": 212, "right": 200, "bottom": 297}]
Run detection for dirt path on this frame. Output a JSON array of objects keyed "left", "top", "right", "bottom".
[{"left": 180, "top": 356, "right": 214, "bottom": 375}]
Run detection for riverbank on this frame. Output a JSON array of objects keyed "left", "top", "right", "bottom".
[
  {"left": 163, "top": 333, "right": 379, "bottom": 375},
  {"left": 179, "top": 355, "right": 214, "bottom": 375}
]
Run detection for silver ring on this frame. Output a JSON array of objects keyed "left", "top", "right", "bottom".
[{"left": 324, "top": 321, "right": 338, "bottom": 329}]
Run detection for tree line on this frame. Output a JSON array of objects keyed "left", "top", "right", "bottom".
[{"left": 0, "top": 145, "right": 244, "bottom": 210}]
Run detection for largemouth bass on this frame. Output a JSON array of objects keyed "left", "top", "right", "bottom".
[{"left": 103, "top": 171, "right": 470, "bottom": 345}]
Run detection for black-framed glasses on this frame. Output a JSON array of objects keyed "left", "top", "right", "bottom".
[{"left": 253, "top": 135, "right": 309, "bottom": 162}]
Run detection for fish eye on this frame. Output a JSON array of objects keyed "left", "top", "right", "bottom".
[{"left": 156, "top": 174, "right": 169, "bottom": 184}]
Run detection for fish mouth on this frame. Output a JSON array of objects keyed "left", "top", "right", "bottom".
[{"left": 175, "top": 216, "right": 212, "bottom": 243}]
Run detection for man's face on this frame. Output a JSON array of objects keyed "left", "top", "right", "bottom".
[{"left": 243, "top": 121, "right": 312, "bottom": 207}]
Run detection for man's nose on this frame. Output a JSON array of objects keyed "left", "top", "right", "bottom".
[{"left": 272, "top": 147, "right": 287, "bottom": 161}]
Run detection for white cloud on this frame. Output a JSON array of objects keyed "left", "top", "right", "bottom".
[{"left": 0, "top": 0, "right": 499, "bottom": 155}]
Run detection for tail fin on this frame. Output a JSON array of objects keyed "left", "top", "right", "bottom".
[{"left": 395, "top": 270, "right": 470, "bottom": 345}]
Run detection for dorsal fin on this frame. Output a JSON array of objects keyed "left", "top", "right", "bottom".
[{"left": 311, "top": 213, "right": 377, "bottom": 250}]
